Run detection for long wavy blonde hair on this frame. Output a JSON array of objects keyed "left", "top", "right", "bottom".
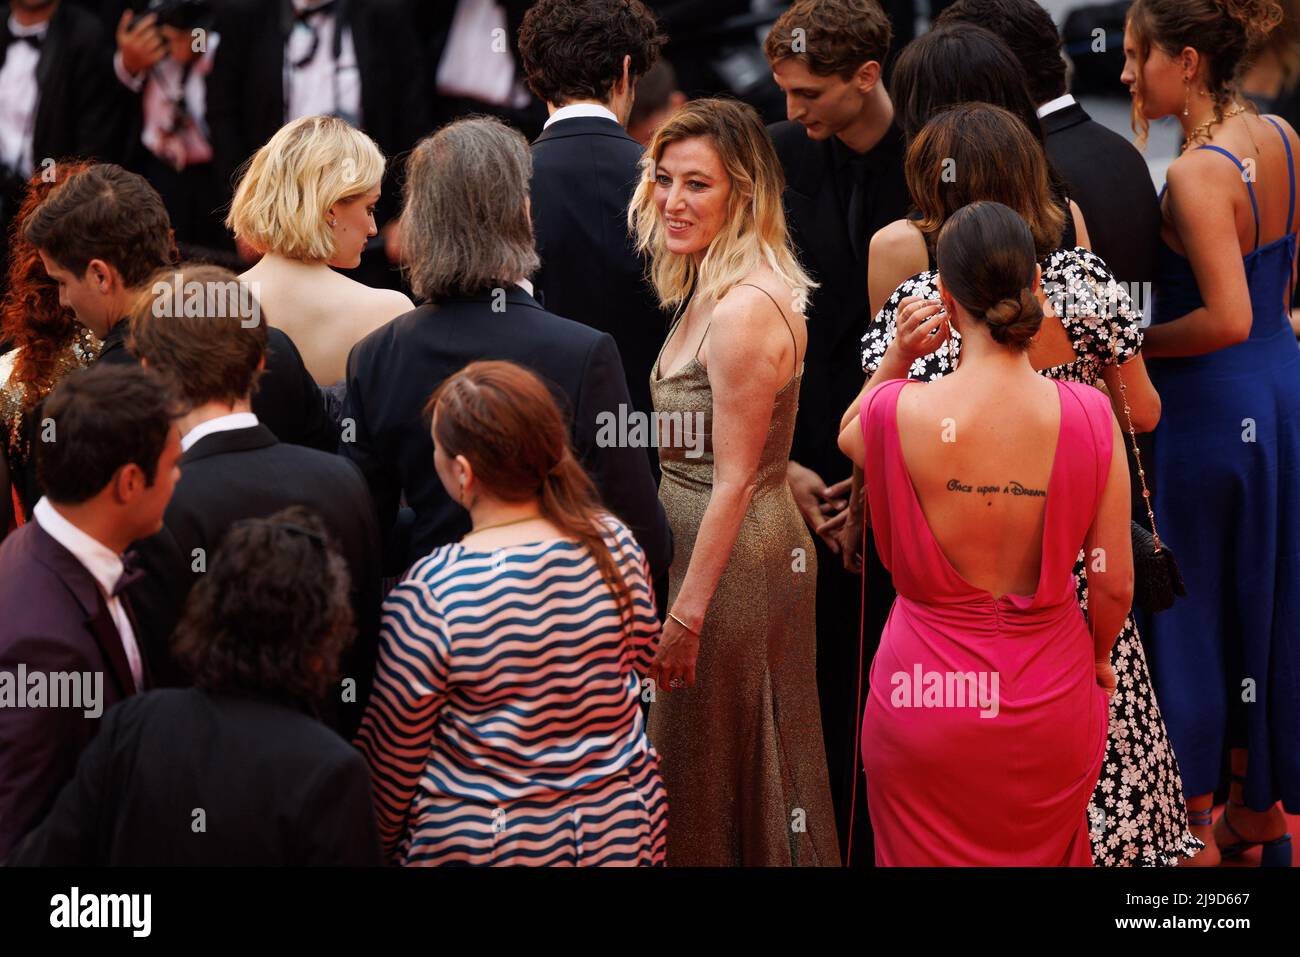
[{"left": 627, "top": 98, "right": 816, "bottom": 311}]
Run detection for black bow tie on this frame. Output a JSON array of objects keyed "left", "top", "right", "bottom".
[
  {"left": 112, "top": 549, "right": 146, "bottom": 598},
  {"left": 5, "top": 32, "right": 44, "bottom": 51}
]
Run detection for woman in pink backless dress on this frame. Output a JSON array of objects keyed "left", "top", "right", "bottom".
[{"left": 840, "top": 202, "right": 1134, "bottom": 866}]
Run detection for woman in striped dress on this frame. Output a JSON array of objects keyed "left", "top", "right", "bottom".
[{"left": 354, "top": 360, "right": 667, "bottom": 866}]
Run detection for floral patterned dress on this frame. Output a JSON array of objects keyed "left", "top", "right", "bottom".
[{"left": 861, "top": 246, "right": 1203, "bottom": 866}]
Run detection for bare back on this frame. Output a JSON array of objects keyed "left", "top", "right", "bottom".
[
  {"left": 241, "top": 257, "right": 413, "bottom": 384},
  {"left": 895, "top": 373, "right": 1062, "bottom": 599}
]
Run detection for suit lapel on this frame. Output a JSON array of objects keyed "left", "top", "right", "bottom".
[
  {"left": 25, "top": 523, "right": 138, "bottom": 698},
  {"left": 87, "top": 592, "right": 138, "bottom": 698}
]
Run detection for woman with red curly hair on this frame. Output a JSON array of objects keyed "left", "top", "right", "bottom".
[{"left": 0, "top": 161, "right": 101, "bottom": 536}]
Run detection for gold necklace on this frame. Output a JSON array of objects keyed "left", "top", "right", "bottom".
[
  {"left": 1183, "top": 103, "right": 1249, "bottom": 152},
  {"left": 462, "top": 513, "right": 544, "bottom": 539}
]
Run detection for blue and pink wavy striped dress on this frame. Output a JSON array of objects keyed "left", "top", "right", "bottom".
[{"left": 355, "top": 515, "right": 667, "bottom": 866}]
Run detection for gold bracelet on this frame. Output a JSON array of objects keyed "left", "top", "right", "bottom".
[{"left": 668, "top": 612, "right": 700, "bottom": 635}]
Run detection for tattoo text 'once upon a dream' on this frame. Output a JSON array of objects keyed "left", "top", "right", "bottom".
[{"left": 947, "top": 479, "right": 1047, "bottom": 498}]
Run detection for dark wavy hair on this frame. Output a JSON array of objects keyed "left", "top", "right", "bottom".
[
  {"left": 763, "top": 0, "right": 893, "bottom": 78},
  {"left": 936, "top": 0, "right": 1069, "bottom": 104},
  {"left": 1, "top": 159, "right": 100, "bottom": 413},
  {"left": 22, "top": 163, "right": 176, "bottom": 288},
  {"left": 1127, "top": 0, "right": 1285, "bottom": 142},
  {"left": 518, "top": 0, "right": 666, "bottom": 104},
  {"left": 171, "top": 506, "right": 355, "bottom": 708}
]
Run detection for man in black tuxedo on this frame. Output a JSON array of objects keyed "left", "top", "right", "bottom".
[
  {"left": 0, "top": 0, "right": 128, "bottom": 293},
  {"left": 342, "top": 116, "right": 672, "bottom": 589},
  {"left": 764, "top": 0, "right": 910, "bottom": 864},
  {"left": 518, "top": 0, "right": 667, "bottom": 456},
  {"left": 0, "top": 363, "right": 181, "bottom": 857},
  {"left": 124, "top": 263, "right": 382, "bottom": 737},
  {"left": 937, "top": 0, "right": 1161, "bottom": 290},
  {"left": 415, "top": 0, "right": 547, "bottom": 139},
  {"left": 22, "top": 163, "right": 337, "bottom": 471},
  {"left": 207, "top": 0, "right": 428, "bottom": 282}
]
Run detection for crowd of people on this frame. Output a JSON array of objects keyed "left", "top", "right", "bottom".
[{"left": 0, "top": 0, "right": 1297, "bottom": 868}]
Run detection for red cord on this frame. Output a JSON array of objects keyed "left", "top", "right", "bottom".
[{"left": 845, "top": 514, "right": 868, "bottom": 866}]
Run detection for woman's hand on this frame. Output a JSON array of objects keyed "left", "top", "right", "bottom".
[
  {"left": 891, "top": 295, "right": 950, "bottom": 364},
  {"left": 1095, "top": 657, "right": 1118, "bottom": 698},
  {"left": 652, "top": 614, "right": 701, "bottom": 693}
]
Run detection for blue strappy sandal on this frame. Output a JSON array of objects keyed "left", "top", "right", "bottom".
[{"left": 1217, "top": 776, "right": 1293, "bottom": 867}]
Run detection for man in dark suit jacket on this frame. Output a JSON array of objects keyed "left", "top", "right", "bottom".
[
  {"left": 342, "top": 115, "right": 671, "bottom": 588},
  {"left": 936, "top": 0, "right": 1161, "bottom": 289},
  {"left": 9, "top": 509, "right": 382, "bottom": 866},
  {"left": 0, "top": 364, "right": 181, "bottom": 857},
  {"left": 21, "top": 163, "right": 337, "bottom": 472},
  {"left": 124, "top": 264, "right": 382, "bottom": 737},
  {"left": 0, "top": 0, "right": 129, "bottom": 292},
  {"left": 518, "top": 0, "right": 668, "bottom": 436},
  {"left": 764, "top": 1, "right": 910, "bottom": 864}
]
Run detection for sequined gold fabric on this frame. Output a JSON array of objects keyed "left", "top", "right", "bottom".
[
  {"left": 1, "top": 329, "right": 101, "bottom": 489},
  {"left": 647, "top": 350, "right": 840, "bottom": 866}
]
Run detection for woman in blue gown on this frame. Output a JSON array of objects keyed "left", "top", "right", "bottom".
[{"left": 1122, "top": 0, "right": 1300, "bottom": 866}]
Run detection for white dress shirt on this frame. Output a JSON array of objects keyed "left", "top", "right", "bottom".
[
  {"left": 32, "top": 497, "right": 144, "bottom": 692},
  {"left": 180, "top": 411, "right": 259, "bottom": 453},
  {"left": 1037, "top": 94, "right": 1077, "bottom": 119},
  {"left": 285, "top": 0, "right": 361, "bottom": 126},
  {"left": 543, "top": 103, "right": 619, "bottom": 130},
  {"left": 114, "top": 38, "right": 221, "bottom": 171},
  {"left": 435, "top": 0, "right": 530, "bottom": 109},
  {"left": 0, "top": 14, "right": 48, "bottom": 176}
]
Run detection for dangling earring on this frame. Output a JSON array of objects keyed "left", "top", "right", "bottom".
[
  {"left": 945, "top": 309, "right": 959, "bottom": 372},
  {"left": 1183, "top": 76, "right": 1191, "bottom": 117}
]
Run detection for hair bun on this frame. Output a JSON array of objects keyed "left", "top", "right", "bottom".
[
  {"left": 1219, "top": 0, "right": 1285, "bottom": 48},
  {"left": 983, "top": 287, "right": 1044, "bottom": 348}
]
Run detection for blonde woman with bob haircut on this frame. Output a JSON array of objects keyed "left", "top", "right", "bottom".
[
  {"left": 629, "top": 97, "right": 839, "bottom": 866},
  {"left": 228, "top": 116, "right": 413, "bottom": 387}
]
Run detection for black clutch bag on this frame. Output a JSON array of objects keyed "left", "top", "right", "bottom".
[
  {"left": 1110, "top": 341, "right": 1186, "bottom": 614},
  {"left": 1131, "top": 519, "right": 1186, "bottom": 613}
]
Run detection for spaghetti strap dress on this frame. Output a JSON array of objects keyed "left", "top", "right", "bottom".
[
  {"left": 647, "top": 283, "right": 839, "bottom": 865},
  {"left": 1144, "top": 116, "right": 1300, "bottom": 813}
]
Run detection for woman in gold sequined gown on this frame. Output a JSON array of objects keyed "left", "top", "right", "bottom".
[
  {"left": 1, "top": 161, "right": 102, "bottom": 535},
  {"left": 628, "top": 99, "right": 839, "bottom": 865}
]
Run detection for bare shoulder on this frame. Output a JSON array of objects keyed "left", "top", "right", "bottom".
[
  {"left": 869, "top": 219, "right": 929, "bottom": 293},
  {"left": 712, "top": 274, "right": 804, "bottom": 348},
  {"left": 1260, "top": 112, "right": 1300, "bottom": 149},
  {"left": 871, "top": 217, "right": 925, "bottom": 251},
  {"left": 333, "top": 274, "right": 414, "bottom": 319},
  {"left": 1165, "top": 145, "right": 1239, "bottom": 192}
]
